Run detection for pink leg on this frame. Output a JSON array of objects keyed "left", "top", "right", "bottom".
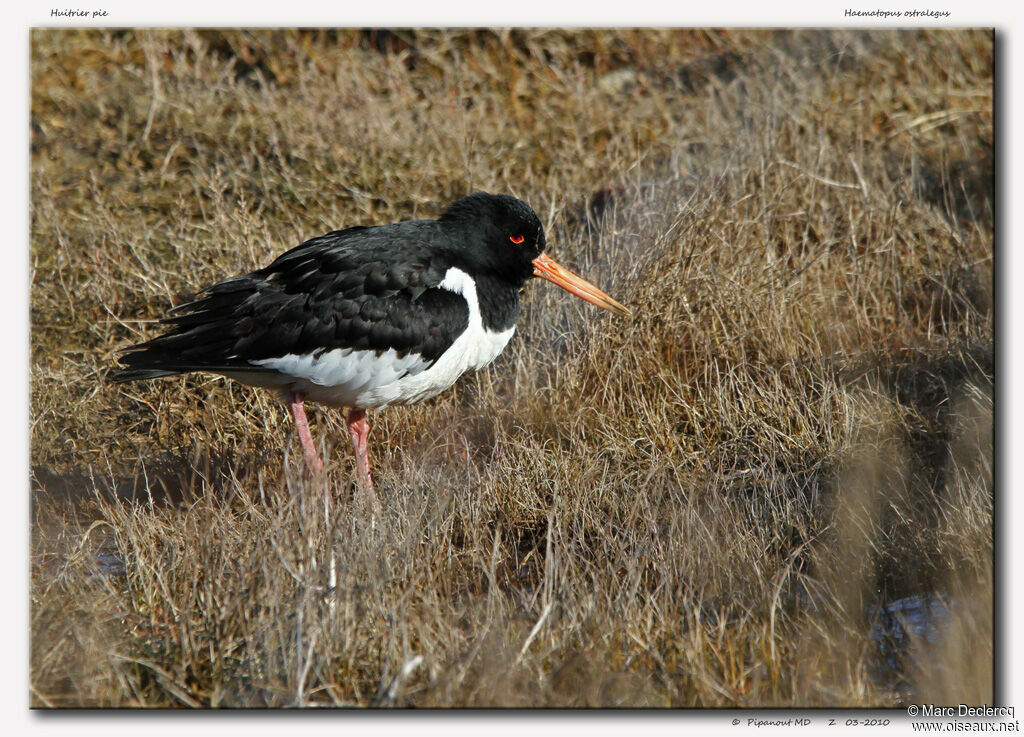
[
  {"left": 287, "top": 391, "right": 324, "bottom": 477},
  {"left": 346, "top": 408, "right": 377, "bottom": 507}
]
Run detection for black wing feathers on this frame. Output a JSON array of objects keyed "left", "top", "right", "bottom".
[{"left": 112, "top": 222, "right": 469, "bottom": 382}]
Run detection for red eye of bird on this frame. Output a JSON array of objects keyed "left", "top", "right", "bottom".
[{"left": 509, "top": 234, "right": 525, "bottom": 245}]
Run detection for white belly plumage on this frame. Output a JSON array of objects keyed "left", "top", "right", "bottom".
[{"left": 232, "top": 267, "right": 515, "bottom": 409}]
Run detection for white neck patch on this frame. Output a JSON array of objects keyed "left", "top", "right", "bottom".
[{"left": 436, "top": 267, "right": 516, "bottom": 373}]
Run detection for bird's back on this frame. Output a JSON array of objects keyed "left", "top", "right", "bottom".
[{"left": 113, "top": 222, "right": 470, "bottom": 389}]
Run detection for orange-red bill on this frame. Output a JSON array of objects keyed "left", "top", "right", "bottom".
[{"left": 532, "top": 252, "right": 630, "bottom": 317}]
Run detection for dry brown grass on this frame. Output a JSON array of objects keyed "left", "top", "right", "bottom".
[{"left": 30, "top": 28, "right": 993, "bottom": 707}]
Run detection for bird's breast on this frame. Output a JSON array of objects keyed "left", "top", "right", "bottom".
[
  {"left": 358, "top": 266, "right": 514, "bottom": 406},
  {"left": 246, "top": 266, "right": 515, "bottom": 409}
]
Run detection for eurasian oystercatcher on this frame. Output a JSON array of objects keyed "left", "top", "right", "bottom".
[{"left": 112, "top": 193, "right": 628, "bottom": 504}]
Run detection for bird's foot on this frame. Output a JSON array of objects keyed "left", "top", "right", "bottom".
[
  {"left": 347, "top": 408, "right": 380, "bottom": 515},
  {"left": 287, "top": 390, "right": 330, "bottom": 495}
]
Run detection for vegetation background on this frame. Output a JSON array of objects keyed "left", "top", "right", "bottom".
[{"left": 30, "top": 28, "right": 992, "bottom": 707}]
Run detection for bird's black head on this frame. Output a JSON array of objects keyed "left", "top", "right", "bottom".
[
  {"left": 439, "top": 192, "right": 546, "bottom": 285},
  {"left": 439, "top": 191, "right": 630, "bottom": 318}
]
